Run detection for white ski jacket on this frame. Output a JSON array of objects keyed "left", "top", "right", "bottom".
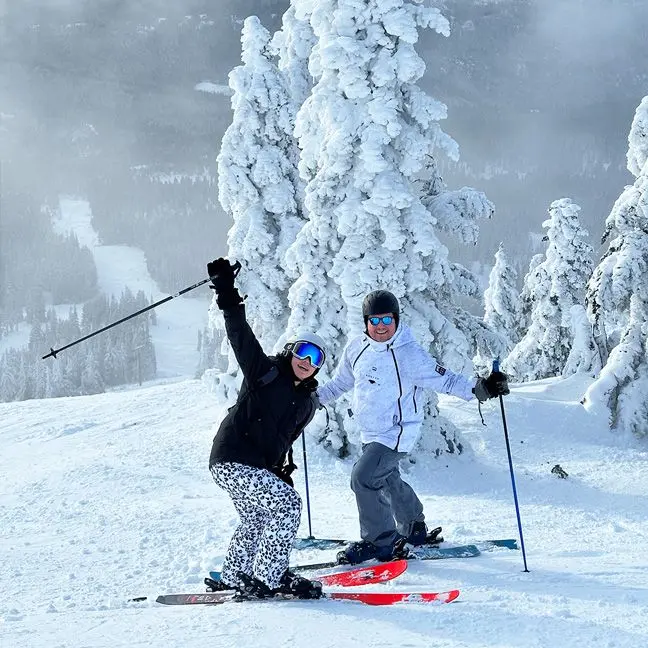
[{"left": 317, "top": 324, "right": 476, "bottom": 453}]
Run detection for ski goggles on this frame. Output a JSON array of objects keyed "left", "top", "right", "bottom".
[
  {"left": 368, "top": 315, "right": 394, "bottom": 326},
  {"left": 292, "top": 341, "right": 325, "bottom": 368}
]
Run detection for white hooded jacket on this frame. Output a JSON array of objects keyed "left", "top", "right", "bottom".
[{"left": 317, "top": 324, "right": 476, "bottom": 453}]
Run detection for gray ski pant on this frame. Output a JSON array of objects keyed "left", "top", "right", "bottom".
[{"left": 351, "top": 441, "right": 425, "bottom": 547}]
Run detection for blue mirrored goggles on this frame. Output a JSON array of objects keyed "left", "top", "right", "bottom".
[
  {"left": 368, "top": 315, "right": 394, "bottom": 326},
  {"left": 292, "top": 341, "right": 325, "bottom": 368}
]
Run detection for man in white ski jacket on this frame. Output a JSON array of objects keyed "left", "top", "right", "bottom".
[{"left": 317, "top": 290, "right": 509, "bottom": 565}]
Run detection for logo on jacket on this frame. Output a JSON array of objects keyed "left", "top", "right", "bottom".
[
  {"left": 365, "top": 369, "right": 380, "bottom": 385},
  {"left": 435, "top": 364, "right": 446, "bottom": 375}
]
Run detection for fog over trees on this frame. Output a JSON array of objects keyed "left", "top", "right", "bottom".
[
  {"left": 2, "top": 0, "right": 648, "bottom": 437},
  {"left": 2, "top": 1, "right": 647, "bottom": 285}
]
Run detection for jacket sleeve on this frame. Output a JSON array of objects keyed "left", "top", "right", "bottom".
[
  {"left": 414, "top": 347, "right": 476, "bottom": 402},
  {"left": 317, "top": 343, "right": 355, "bottom": 405},
  {"left": 222, "top": 304, "right": 273, "bottom": 383}
]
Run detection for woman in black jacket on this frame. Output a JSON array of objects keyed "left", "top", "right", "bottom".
[{"left": 206, "top": 258, "right": 326, "bottom": 600}]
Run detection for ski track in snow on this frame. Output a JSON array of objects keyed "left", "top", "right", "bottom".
[
  {"left": 47, "top": 197, "right": 210, "bottom": 378},
  {"left": 1, "top": 374, "right": 647, "bottom": 647}
]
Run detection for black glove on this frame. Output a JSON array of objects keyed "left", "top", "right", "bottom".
[
  {"left": 473, "top": 371, "right": 509, "bottom": 401},
  {"left": 271, "top": 463, "right": 297, "bottom": 488},
  {"left": 216, "top": 288, "right": 244, "bottom": 310},
  {"left": 207, "top": 258, "right": 235, "bottom": 292},
  {"left": 207, "top": 258, "right": 243, "bottom": 309}
]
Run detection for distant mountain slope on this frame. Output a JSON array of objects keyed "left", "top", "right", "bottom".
[{"left": 55, "top": 197, "right": 209, "bottom": 378}]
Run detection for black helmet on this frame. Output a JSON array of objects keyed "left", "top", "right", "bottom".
[{"left": 362, "top": 290, "right": 400, "bottom": 328}]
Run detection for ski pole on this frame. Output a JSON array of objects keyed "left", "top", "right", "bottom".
[
  {"left": 42, "top": 262, "right": 241, "bottom": 360},
  {"left": 301, "top": 431, "right": 314, "bottom": 539},
  {"left": 493, "top": 359, "right": 530, "bottom": 572}
]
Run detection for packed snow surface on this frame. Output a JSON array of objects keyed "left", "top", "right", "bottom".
[{"left": 2, "top": 373, "right": 647, "bottom": 647}]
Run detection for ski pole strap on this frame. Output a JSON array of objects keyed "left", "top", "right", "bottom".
[
  {"left": 477, "top": 400, "right": 486, "bottom": 426},
  {"left": 319, "top": 404, "right": 331, "bottom": 436},
  {"left": 285, "top": 447, "right": 298, "bottom": 475}
]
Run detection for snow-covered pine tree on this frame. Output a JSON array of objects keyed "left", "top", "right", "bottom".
[
  {"left": 14, "top": 357, "right": 30, "bottom": 401},
  {"left": 0, "top": 352, "right": 18, "bottom": 401},
  {"left": 583, "top": 97, "right": 648, "bottom": 437},
  {"left": 474, "top": 243, "right": 520, "bottom": 373},
  {"left": 81, "top": 350, "right": 104, "bottom": 395},
  {"left": 562, "top": 304, "right": 600, "bottom": 377},
  {"left": 50, "top": 355, "right": 69, "bottom": 398},
  {"left": 516, "top": 252, "right": 544, "bottom": 341},
  {"left": 417, "top": 159, "right": 498, "bottom": 374},
  {"left": 272, "top": 4, "right": 316, "bottom": 109},
  {"left": 30, "top": 352, "right": 47, "bottom": 399},
  {"left": 205, "top": 16, "right": 305, "bottom": 400},
  {"left": 284, "top": 0, "right": 494, "bottom": 457},
  {"left": 484, "top": 244, "right": 521, "bottom": 341},
  {"left": 505, "top": 198, "right": 594, "bottom": 381}
]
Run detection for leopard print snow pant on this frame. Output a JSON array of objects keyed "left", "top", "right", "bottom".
[{"left": 210, "top": 461, "right": 302, "bottom": 589}]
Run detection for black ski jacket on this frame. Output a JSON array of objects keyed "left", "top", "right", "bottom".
[{"left": 209, "top": 304, "right": 319, "bottom": 472}]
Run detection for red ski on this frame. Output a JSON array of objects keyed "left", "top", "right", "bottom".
[
  {"left": 328, "top": 590, "right": 460, "bottom": 605},
  {"left": 153, "top": 588, "right": 460, "bottom": 606},
  {"left": 206, "top": 558, "right": 407, "bottom": 589},
  {"left": 317, "top": 559, "right": 408, "bottom": 586},
  {"left": 132, "top": 560, "right": 410, "bottom": 604}
]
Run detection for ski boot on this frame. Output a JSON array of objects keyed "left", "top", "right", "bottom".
[
  {"left": 204, "top": 576, "right": 234, "bottom": 592},
  {"left": 406, "top": 524, "right": 443, "bottom": 546},
  {"left": 235, "top": 572, "right": 275, "bottom": 599},
  {"left": 336, "top": 538, "right": 409, "bottom": 565},
  {"left": 406, "top": 522, "right": 428, "bottom": 545},
  {"left": 275, "top": 570, "right": 323, "bottom": 599},
  {"left": 406, "top": 523, "right": 443, "bottom": 546},
  {"left": 236, "top": 571, "right": 323, "bottom": 600}
]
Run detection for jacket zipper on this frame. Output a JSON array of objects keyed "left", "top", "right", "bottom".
[
  {"left": 389, "top": 347, "right": 405, "bottom": 450},
  {"left": 353, "top": 343, "right": 370, "bottom": 370},
  {"left": 413, "top": 386, "right": 418, "bottom": 414}
]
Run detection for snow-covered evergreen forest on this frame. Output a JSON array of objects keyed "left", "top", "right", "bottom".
[
  {"left": 3, "top": 6, "right": 648, "bottom": 645},
  {"left": 1, "top": 0, "right": 648, "bottom": 454},
  {"left": 0, "top": 289, "right": 156, "bottom": 401},
  {"left": 199, "top": 0, "right": 648, "bottom": 456}
]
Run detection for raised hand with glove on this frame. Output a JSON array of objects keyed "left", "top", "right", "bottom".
[
  {"left": 473, "top": 370, "right": 510, "bottom": 402},
  {"left": 207, "top": 258, "right": 243, "bottom": 309}
]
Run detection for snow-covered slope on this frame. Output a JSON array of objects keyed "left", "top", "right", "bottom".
[
  {"left": 54, "top": 197, "right": 209, "bottom": 378},
  {"left": 1, "top": 374, "right": 647, "bottom": 647}
]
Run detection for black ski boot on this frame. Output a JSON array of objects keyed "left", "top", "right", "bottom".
[
  {"left": 235, "top": 572, "right": 275, "bottom": 599},
  {"left": 406, "top": 524, "right": 443, "bottom": 546},
  {"left": 236, "top": 571, "right": 323, "bottom": 600},
  {"left": 276, "top": 570, "right": 323, "bottom": 599},
  {"left": 204, "top": 576, "right": 234, "bottom": 592},
  {"left": 337, "top": 538, "right": 409, "bottom": 565},
  {"left": 406, "top": 522, "right": 428, "bottom": 545}
]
